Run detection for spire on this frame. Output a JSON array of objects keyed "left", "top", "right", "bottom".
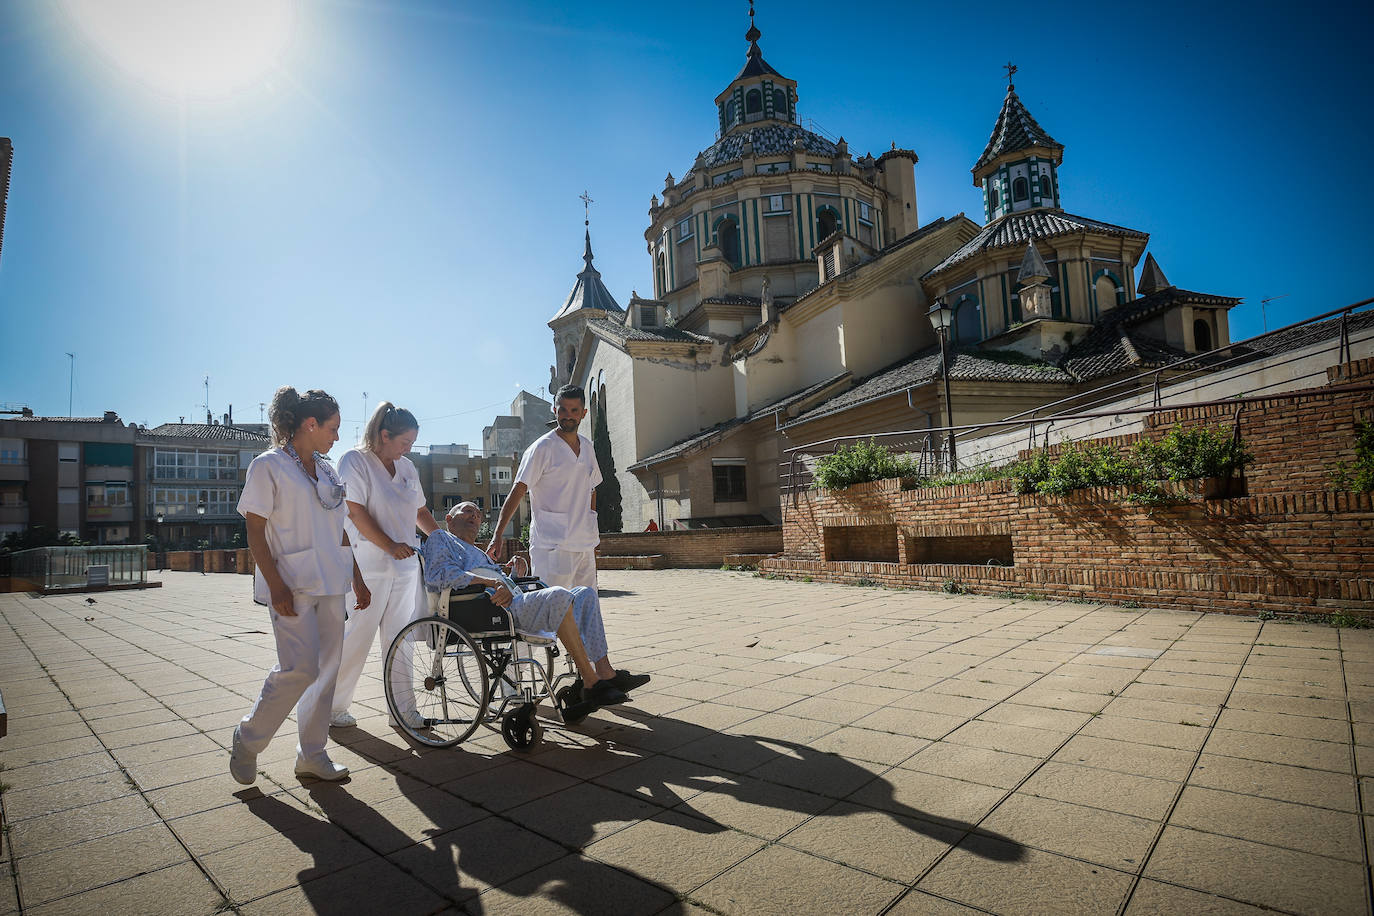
[
  {"left": 1137, "top": 253, "right": 1171, "bottom": 295},
  {"left": 551, "top": 197, "right": 622, "bottom": 322},
  {"left": 1017, "top": 242, "right": 1050, "bottom": 286},
  {"left": 972, "top": 73, "right": 1063, "bottom": 181},
  {"left": 733, "top": 0, "right": 784, "bottom": 80}
]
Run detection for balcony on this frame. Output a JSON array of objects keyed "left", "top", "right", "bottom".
[{"left": 86, "top": 505, "right": 133, "bottom": 523}]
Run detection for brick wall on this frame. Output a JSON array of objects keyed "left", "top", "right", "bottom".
[
  {"left": 599, "top": 526, "right": 783, "bottom": 568},
  {"left": 764, "top": 368, "right": 1374, "bottom": 617}
]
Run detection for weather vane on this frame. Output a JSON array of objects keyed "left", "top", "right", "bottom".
[
  {"left": 579, "top": 190, "right": 593, "bottom": 227},
  {"left": 1003, "top": 61, "right": 1017, "bottom": 87}
]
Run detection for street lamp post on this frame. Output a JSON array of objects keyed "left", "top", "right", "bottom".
[
  {"left": 155, "top": 512, "right": 164, "bottom": 571},
  {"left": 926, "top": 299, "right": 957, "bottom": 471}
]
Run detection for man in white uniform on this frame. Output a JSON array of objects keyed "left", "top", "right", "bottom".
[{"left": 488, "top": 384, "right": 600, "bottom": 590}]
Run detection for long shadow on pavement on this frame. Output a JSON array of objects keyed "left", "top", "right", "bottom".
[{"left": 247, "top": 710, "right": 1025, "bottom": 914}]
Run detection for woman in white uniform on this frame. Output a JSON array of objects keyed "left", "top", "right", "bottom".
[
  {"left": 230, "top": 387, "right": 371, "bottom": 785},
  {"left": 330, "top": 402, "right": 440, "bottom": 729}
]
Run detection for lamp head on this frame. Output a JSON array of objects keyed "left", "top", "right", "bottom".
[{"left": 927, "top": 299, "right": 953, "bottom": 333}]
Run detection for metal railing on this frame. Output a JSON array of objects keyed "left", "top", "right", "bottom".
[
  {"left": 781, "top": 297, "right": 1374, "bottom": 495},
  {"left": 6, "top": 546, "right": 148, "bottom": 591}
]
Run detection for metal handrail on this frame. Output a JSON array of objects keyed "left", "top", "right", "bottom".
[{"left": 784, "top": 297, "right": 1373, "bottom": 462}]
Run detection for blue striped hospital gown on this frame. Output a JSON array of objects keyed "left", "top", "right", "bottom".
[{"left": 420, "top": 530, "right": 607, "bottom": 661}]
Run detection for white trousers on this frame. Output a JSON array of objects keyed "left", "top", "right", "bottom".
[
  {"left": 238, "top": 593, "right": 345, "bottom": 761},
  {"left": 530, "top": 547, "right": 598, "bottom": 590},
  {"left": 332, "top": 565, "right": 423, "bottom": 716}
]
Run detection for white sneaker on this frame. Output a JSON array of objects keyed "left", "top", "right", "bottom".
[
  {"left": 389, "top": 708, "right": 428, "bottom": 730},
  {"left": 329, "top": 711, "right": 357, "bottom": 728},
  {"left": 294, "top": 754, "right": 349, "bottom": 781},
  {"left": 229, "top": 726, "right": 257, "bottom": 786}
]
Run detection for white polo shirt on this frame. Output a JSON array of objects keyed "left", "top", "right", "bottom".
[
  {"left": 515, "top": 430, "right": 602, "bottom": 552},
  {"left": 337, "top": 447, "right": 426, "bottom": 579},
  {"left": 238, "top": 449, "right": 353, "bottom": 603}
]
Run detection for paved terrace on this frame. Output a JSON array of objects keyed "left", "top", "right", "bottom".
[{"left": 1, "top": 571, "right": 1372, "bottom": 915}]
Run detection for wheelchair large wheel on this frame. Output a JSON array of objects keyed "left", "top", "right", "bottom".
[{"left": 385, "top": 616, "right": 489, "bottom": 748}]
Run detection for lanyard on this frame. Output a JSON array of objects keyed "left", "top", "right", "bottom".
[{"left": 283, "top": 444, "right": 346, "bottom": 510}]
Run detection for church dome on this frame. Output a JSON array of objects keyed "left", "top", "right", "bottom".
[{"left": 681, "top": 124, "right": 840, "bottom": 184}]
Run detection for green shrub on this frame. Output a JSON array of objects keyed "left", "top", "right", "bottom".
[
  {"left": 1137, "top": 424, "right": 1252, "bottom": 481},
  {"left": 1330, "top": 419, "right": 1374, "bottom": 492},
  {"left": 812, "top": 439, "right": 920, "bottom": 491}
]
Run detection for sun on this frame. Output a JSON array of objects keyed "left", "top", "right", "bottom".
[{"left": 58, "top": 0, "right": 298, "bottom": 101}]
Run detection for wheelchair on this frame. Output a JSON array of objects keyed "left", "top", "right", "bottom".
[{"left": 383, "top": 558, "right": 582, "bottom": 751}]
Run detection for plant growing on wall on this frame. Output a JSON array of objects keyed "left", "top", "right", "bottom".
[
  {"left": 812, "top": 439, "right": 921, "bottom": 491},
  {"left": 1331, "top": 419, "right": 1374, "bottom": 492},
  {"left": 1134, "top": 424, "right": 1253, "bottom": 482}
]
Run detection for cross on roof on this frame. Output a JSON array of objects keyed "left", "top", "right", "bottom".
[
  {"left": 1003, "top": 61, "right": 1017, "bottom": 88},
  {"left": 579, "top": 190, "right": 593, "bottom": 227}
]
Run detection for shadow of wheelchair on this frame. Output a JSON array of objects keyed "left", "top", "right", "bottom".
[{"left": 246, "top": 703, "right": 1027, "bottom": 915}]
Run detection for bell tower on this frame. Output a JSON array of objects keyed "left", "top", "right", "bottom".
[{"left": 972, "top": 65, "right": 1064, "bottom": 222}]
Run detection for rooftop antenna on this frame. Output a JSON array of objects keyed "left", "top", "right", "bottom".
[
  {"left": 203, "top": 376, "right": 211, "bottom": 424},
  {"left": 65, "top": 352, "right": 74, "bottom": 417},
  {"left": 359, "top": 391, "right": 368, "bottom": 443},
  {"left": 1259, "top": 294, "right": 1288, "bottom": 334},
  {"left": 259, "top": 402, "right": 265, "bottom": 423}
]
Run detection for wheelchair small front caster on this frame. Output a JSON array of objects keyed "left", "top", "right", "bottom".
[{"left": 501, "top": 704, "right": 542, "bottom": 751}]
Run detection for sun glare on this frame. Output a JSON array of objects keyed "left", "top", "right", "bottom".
[{"left": 59, "top": 0, "right": 297, "bottom": 101}]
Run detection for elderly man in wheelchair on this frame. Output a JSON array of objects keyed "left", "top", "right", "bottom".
[{"left": 381, "top": 501, "right": 649, "bottom": 750}]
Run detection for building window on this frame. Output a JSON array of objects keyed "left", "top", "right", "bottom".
[
  {"left": 474, "top": 497, "right": 484, "bottom": 509},
  {"left": 0, "top": 439, "right": 22, "bottom": 464},
  {"left": 767, "top": 194, "right": 786, "bottom": 213},
  {"left": 857, "top": 201, "right": 872, "bottom": 224},
  {"left": 990, "top": 186, "right": 1000, "bottom": 209},
  {"left": 655, "top": 253, "right": 666, "bottom": 296},
  {"left": 639, "top": 304, "right": 658, "bottom": 327},
  {"left": 773, "top": 89, "right": 788, "bottom": 119},
  {"left": 815, "top": 207, "right": 839, "bottom": 242},
  {"left": 745, "top": 88, "right": 762, "bottom": 116},
  {"left": 1194, "top": 318, "right": 1213, "bottom": 352},
  {"left": 715, "top": 216, "right": 741, "bottom": 267},
  {"left": 474, "top": 469, "right": 482, "bottom": 485},
  {"left": 1013, "top": 177, "right": 1029, "bottom": 202},
  {"left": 442, "top": 467, "right": 459, "bottom": 483},
  {"left": 1041, "top": 174, "right": 1054, "bottom": 199},
  {"left": 712, "top": 168, "right": 742, "bottom": 186},
  {"left": 493, "top": 493, "right": 506, "bottom": 508},
  {"left": 58, "top": 444, "right": 79, "bottom": 463},
  {"left": 954, "top": 297, "right": 981, "bottom": 344},
  {"left": 807, "top": 162, "right": 833, "bottom": 173},
  {"left": 677, "top": 218, "right": 693, "bottom": 241},
  {"left": 712, "top": 463, "right": 747, "bottom": 502},
  {"left": 87, "top": 483, "right": 128, "bottom": 507},
  {"left": 725, "top": 99, "right": 737, "bottom": 126}
]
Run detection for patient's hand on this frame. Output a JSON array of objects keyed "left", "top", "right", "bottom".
[{"left": 489, "top": 584, "right": 513, "bottom": 608}]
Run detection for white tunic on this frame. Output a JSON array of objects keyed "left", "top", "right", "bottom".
[
  {"left": 337, "top": 448, "right": 426, "bottom": 580},
  {"left": 238, "top": 449, "right": 353, "bottom": 604},
  {"left": 514, "top": 430, "right": 602, "bottom": 552}
]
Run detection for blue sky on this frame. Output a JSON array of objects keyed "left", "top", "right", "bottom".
[{"left": 1, "top": 0, "right": 1370, "bottom": 449}]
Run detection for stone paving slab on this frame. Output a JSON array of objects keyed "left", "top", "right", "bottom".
[{"left": 1, "top": 570, "right": 1373, "bottom": 914}]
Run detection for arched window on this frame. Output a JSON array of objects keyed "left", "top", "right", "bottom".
[
  {"left": 655, "top": 253, "right": 666, "bottom": 297},
  {"left": 1194, "top": 318, "right": 1213, "bottom": 352},
  {"left": 773, "top": 89, "right": 788, "bottom": 120},
  {"left": 1041, "top": 173, "right": 1054, "bottom": 201},
  {"left": 564, "top": 345, "right": 576, "bottom": 377},
  {"left": 1093, "top": 270, "right": 1126, "bottom": 312},
  {"left": 990, "top": 186, "right": 1000, "bottom": 210},
  {"left": 815, "top": 207, "right": 839, "bottom": 242},
  {"left": 745, "top": 89, "right": 762, "bottom": 116},
  {"left": 1013, "top": 177, "right": 1029, "bottom": 202},
  {"left": 725, "top": 99, "right": 737, "bottom": 126},
  {"left": 715, "top": 216, "right": 741, "bottom": 267},
  {"left": 954, "top": 296, "right": 981, "bottom": 344}
]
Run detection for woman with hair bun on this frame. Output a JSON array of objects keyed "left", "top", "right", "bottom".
[
  {"left": 229, "top": 386, "right": 370, "bottom": 785},
  {"left": 329, "top": 401, "right": 440, "bottom": 730}
]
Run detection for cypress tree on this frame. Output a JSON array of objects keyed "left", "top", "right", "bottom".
[{"left": 592, "top": 401, "right": 623, "bottom": 532}]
